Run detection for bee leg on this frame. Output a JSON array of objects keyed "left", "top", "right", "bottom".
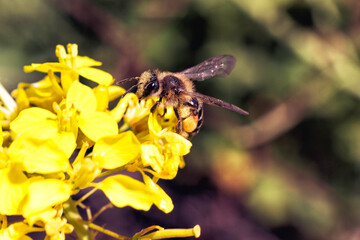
[
  {"left": 151, "top": 97, "right": 162, "bottom": 113},
  {"left": 160, "top": 108, "right": 167, "bottom": 117},
  {"left": 173, "top": 107, "right": 182, "bottom": 134}
]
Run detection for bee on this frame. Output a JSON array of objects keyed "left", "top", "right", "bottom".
[{"left": 116, "top": 55, "right": 248, "bottom": 139}]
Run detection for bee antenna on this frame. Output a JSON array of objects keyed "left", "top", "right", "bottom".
[
  {"left": 114, "top": 76, "right": 140, "bottom": 85},
  {"left": 120, "top": 81, "right": 143, "bottom": 98}
]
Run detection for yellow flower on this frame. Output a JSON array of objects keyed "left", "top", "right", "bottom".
[
  {"left": 44, "top": 216, "right": 73, "bottom": 240},
  {"left": 10, "top": 106, "right": 76, "bottom": 158},
  {"left": 110, "top": 92, "right": 154, "bottom": 126},
  {"left": 111, "top": 92, "right": 192, "bottom": 179},
  {"left": 26, "top": 206, "right": 73, "bottom": 240},
  {"left": 90, "top": 129, "right": 176, "bottom": 213},
  {"left": 66, "top": 81, "right": 118, "bottom": 142},
  {"left": 10, "top": 80, "right": 118, "bottom": 152},
  {"left": 110, "top": 91, "right": 192, "bottom": 180},
  {"left": 24, "top": 44, "right": 113, "bottom": 92},
  {"left": 71, "top": 142, "right": 101, "bottom": 190},
  {"left": 12, "top": 44, "right": 121, "bottom": 114},
  {"left": 140, "top": 112, "right": 192, "bottom": 179}
]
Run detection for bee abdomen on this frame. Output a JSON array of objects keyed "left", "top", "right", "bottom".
[
  {"left": 180, "top": 97, "right": 204, "bottom": 139},
  {"left": 186, "top": 107, "right": 203, "bottom": 139}
]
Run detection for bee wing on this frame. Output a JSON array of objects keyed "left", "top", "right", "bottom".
[
  {"left": 179, "top": 55, "right": 236, "bottom": 81},
  {"left": 182, "top": 91, "right": 248, "bottom": 115}
]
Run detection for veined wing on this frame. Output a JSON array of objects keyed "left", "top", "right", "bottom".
[
  {"left": 180, "top": 55, "right": 236, "bottom": 81},
  {"left": 182, "top": 91, "right": 248, "bottom": 115}
]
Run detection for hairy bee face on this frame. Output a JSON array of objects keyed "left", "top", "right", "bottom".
[{"left": 136, "top": 70, "right": 160, "bottom": 99}]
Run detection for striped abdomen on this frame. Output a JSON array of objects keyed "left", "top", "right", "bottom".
[{"left": 177, "top": 97, "right": 204, "bottom": 139}]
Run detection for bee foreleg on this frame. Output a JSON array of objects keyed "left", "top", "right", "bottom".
[
  {"left": 160, "top": 108, "right": 167, "bottom": 117},
  {"left": 151, "top": 97, "right": 163, "bottom": 113},
  {"left": 173, "top": 107, "right": 182, "bottom": 134}
]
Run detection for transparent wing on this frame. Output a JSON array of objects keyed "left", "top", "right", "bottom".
[
  {"left": 182, "top": 91, "right": 248, "bottom": 115},
  {"left": 180, "top": 55, "right": 236, "bottom": 81}
]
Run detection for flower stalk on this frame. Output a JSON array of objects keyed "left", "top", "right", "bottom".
[
  {"left": 63, "top": 198, "right": 93, "bottom": 240},
  {"left": 88, "top": 223, "right": 131, "bottom": 240}
]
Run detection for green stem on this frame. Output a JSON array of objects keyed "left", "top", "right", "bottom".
[
  {"left": 63, "top": 198, "right": 93, "bottom": 240},
  {"left": 88, "top": 223, "right": 131, "bottom": 240},
  {"left": 95, "top": 165, "right": 127, "bottom": 179},
  {"left": 74, "top": 187, "right": 97, "bottom": 206}
]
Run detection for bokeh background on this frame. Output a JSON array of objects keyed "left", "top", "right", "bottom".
[{"left": 2, "top": 0, "right": 360, "bottom": 239}]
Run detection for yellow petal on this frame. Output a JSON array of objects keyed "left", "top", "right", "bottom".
[
  {"left": 61, "top": 73, "right": 75, "bottom": 94},
  {"left": 79, "top": 111, "right": 118, "bottom": 142},
  {"left": 141, "top": 144, "right": 163, "bottom": 173},
  {"left": 77, "top": 67, "right": 113, "bottom": 86},
  {"left": 15, "top": 86, "right": 30, "bottom": 111},
  {"left": 26, "top": 207, "right": 57, "bottom": 226},
  {"left": 24, "top": 62, "right": 72, "bottom": 73},
  {"left": 47, "top": 70, "right": 65, "bottom": 97},
  {"left": 158, "top": 155, "right": 181, "bottom": 180},
  {"left": 23, "top": 179, "right": 71, "bottom": 217},
  {"left": 54, "top": 132, "right": 76, "bottom": 159},
  {"left": 148, "top": 112, "right": 163, "bottom": 136},
  {"left": 93, "top": 131, "right": 140, "bottom": 169},
  {"left": 45, "top": 217, "right": 73, "bottom": 237},
  {"left": 8, "top": 136, "right": 71, "bottom": 174},
  {"left": 10, "top": 107, "right": 57, "bottom": 138},
  {"left": 74, "top": 56, "right": 102, "bottom": 68},
  {"left": 142, "top": 174, "right": 173, "bottom": 213},
  {"left": 66, "top": 81, "right": 96, "bottom": 113},
  {"left": 26, "top": 77, "right": 56, "bottom": 97},
  {"left": 98, "top": 175, "right": 158, "bottom": 211},
  {"left": 163, "top": 132, "right": 192, "bottom": 156},
  {"left": 18, "top": 77, "right": 63, "bottom": 110},
  {"left": 110, "top": 93, "right": 138, "bottom": 122},
  {"left": 10, "top": 108, "right": 76, "bottom": 159},
  {"left": 0, "top": 163, "right": 29, "bottom": 215},
  {"left": 108, "top": 85, "right": 126, "bottom": 101},
  {"left": 93, "top": 85, "right": 109, "bottom": 112}
]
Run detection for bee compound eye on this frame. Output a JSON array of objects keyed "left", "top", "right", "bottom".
[{"left": 143, "top": 79, "right": 159, "bottom": 97}]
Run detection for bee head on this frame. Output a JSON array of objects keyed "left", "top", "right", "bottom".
[{"left": 136, "top": 70, "right": 160, "bottom": 99}]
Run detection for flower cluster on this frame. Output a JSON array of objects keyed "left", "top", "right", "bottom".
[{"left": 0, "top": 44, "right": 200, "bottom": 239}]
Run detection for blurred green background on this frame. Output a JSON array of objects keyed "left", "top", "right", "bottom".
[{"left": 2, "top": 0, "right": 360, "bottom": 239}]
